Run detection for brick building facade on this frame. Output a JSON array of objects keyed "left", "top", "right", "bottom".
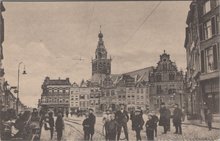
[
  {"left": 149, "top": 51, "right": 184, "bottom": 111},
  {"left": 185, "top": 0, "right": 220, "bottom": 115},
  {"left": 39, "top": 77, "right": 71, "bottom": 114}
]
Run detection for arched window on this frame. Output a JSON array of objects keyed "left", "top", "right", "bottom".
[
  {"left": 156, "top": 74, "right": 162, "bottom": 82},
  {"left": 169, "top": 73, "right": 175, "bottom": 80}
]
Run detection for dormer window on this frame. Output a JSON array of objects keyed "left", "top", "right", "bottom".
[{"left": 203, "top": 0, "right": 211, "bottom": 15}]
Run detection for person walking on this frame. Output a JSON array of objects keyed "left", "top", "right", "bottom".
[
  {"left": 83, "top": 112, "right": 90, "bottom": 141},
  {"left": 173, "top": 104, "right": 182, "bottom": 134},
  {"left": 48, "top": 111, "right": 55, "bottom": 139},
  {"left": 115, "top": 104, "right": 129, "bottom": 141},
  {"left": 145, "top": 113, "right": 155, "bottom": 141},
  {"left": 55, "top": 112, "right": 64, "bottom": 141},
  {"left": 88, "top": 108, "right": 96, "bottom": 140},
  {"left": 206, "top": 109, "right": 213, "bottom": 131},
  {"left": 159, "top": 102, "right": 169, "bottom": 134},
  {"left": 103, "top": 109, "right": 111, "bottom": 140},
  {"left": 131, "top": 109, "right": 144, "bottom": 141}
]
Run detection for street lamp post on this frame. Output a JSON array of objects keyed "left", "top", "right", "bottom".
[{"left": 16, "top": 62, "right": 27, "bottom": 114}]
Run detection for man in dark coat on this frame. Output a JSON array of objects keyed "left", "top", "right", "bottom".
[
  {"left": 206, "top": 109, "right": 213, "bottom": 131},
  {"left": 83, "top": 113, "right": 90, "bottom": 140},
  {"left": 131, "top": 109, "right": 144, "bottom": 141},
  {"left": 115, "top": 104, "right": 129, "bottom": 141},
  {"left": 173, "top": 104, "right": 182, "bottom": 134},
  {"left": 88, "top": 108, "right": 96, "bottom": 140},
  {"left": 159, "top": 102, "right": 169, "bottom": 134},
  {"left": 48, "top": 111, "right": 55, "bottom": 139},
  {"left": 55, "top": 112, "right": 64, "bottom": 141},
  {"left": 151, "top": 111, "right": 159, "bottom": 137}
]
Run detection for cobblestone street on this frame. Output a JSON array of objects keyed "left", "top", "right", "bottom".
[{"left": 40, "top": 115, "right": 220, "bottom": 141}]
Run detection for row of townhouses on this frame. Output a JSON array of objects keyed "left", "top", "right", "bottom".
[
  {"left": 184, "top": 0, "right": 220, "bottom": 117},
  {"left": 39, "top": 30, "right": 185, "bottom": 114}
]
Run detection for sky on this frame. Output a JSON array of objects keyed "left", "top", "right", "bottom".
[{"left": 2, "top": 1, "right": 191, "bottom": 107}]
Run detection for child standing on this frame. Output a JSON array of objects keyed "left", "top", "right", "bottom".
[
  {"left": 107, "top": 113, "right": 118, "bottom": 141},
  {"left": 145, "top": 114, "right": 155, "bottom": 141},
  {"left": 83, "top": 113, "right": 90, "bottom": 140}
]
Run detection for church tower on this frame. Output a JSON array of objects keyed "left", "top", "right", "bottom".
[{"left": 91, "top": 28, "right": 111, "bottom": 84}]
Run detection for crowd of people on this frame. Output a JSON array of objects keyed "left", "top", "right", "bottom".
[
  {"left": 81, "top": 102, "right": 213, "bottom": 141},
  {"left": 1, "top": 102, "right": 214, "bottom": 141}
]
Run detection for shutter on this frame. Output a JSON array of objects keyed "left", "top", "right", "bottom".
[
  {"left": 211, "top": 16, "right": 216, "bottom": 35},
  {"left": 201, "top": 50, "right": 205, "bottom": 73},
  {"left": 199, "top": 24, "right": 204, "bottom": 40},
  {"left": 213, "top": 45, "right": 218, "bottom": 70}
]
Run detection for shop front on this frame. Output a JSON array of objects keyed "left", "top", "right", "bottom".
[{"left": 201, "top": 78, "right": 219, "bottom": 114}]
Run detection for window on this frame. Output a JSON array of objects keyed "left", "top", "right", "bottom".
[
  {"left": 169, "top": 73, "right": 175, "bottom": 81},
  {"left": 157, "top": 85, "right": 162, "bottom": 94},
  {"left": 217, "top": 15, "right": 220, "bottom": 34},
  {"left": 203, "top": 0, "right": 211, "bottom": 14},
  {"left": 204, "top": 20, "right": 212, "bottom": 39},
  {"left": 141, "top": 89, "right": 143, "bottom": 94},
  {"left": 206, "top": 47, "right": 214, "bottom": 72},
  {"left": 156, "top": 74, "right": 162, "bottom": 82},
  {"left": 80, "top": 95, "right": 85, "bottom": 99},
  {"left": 211, "top": 16, "right": 217, "bottom": 35},
  {"left": 137, "top": 88, "right": 139, "bottom": 93},
  {"left": 199, "top": 24, "right": 204, "bottom": 40},
  {"left": 201, "top": 50, "right": 205, "bottom": 73},
  {"left": 111, "top": 90, "right": 115, "bottom": 96},
  {"left": 216, "top": 0, "right": 220, "bottom": 6}
]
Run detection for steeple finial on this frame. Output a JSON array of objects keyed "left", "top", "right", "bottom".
[
  {"left": 98, "top": 25, "right": 103, "bottom": 39},
  {"left": 164, "top": 50, "right": 166, "bottom": 53}
]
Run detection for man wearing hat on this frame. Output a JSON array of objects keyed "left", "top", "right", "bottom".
[
  {"left": 158, "top": 102, "right": 170, "bottom": 134},
  {"left": 88, "top": 108, "right": 96, "bottom": 140},
  {"left": 131, "top": 108, "right": 144, "bottom": 141},
  {"left": 115, "top": 104, "right": 129, "bottom": 141}
]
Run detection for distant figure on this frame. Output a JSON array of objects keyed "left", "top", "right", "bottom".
[
  {"left": 130, "top": 108, "right": 135, "bottom": 128},
  {"left": 145, "top": 113, "right": 155, "bottom": 141},
  {"left": 88, "top": 109, "right": 96, "bottom": 140},
  {"left": 48, "top": 112, "right": 55, "bottom": 139},
  {"left": 30, "top": 108, "right": 40, "bottom": 122},
  {"left": 159, "top": 103, "right": 170, "bottom": 134},
  {"left": 151, "top": 111, "right": 159, "bottom": 137},
  {"left": 131, "top": 108, "right": 144, "bottom": 141},
  {"left": 206, "top": 109, "right": 213, "bottom": 131},
  {"left": 83, "top": 112, "right": 90, "bottom": 141},
  {"left": 103, "top": 109, "right": 111, "bottom": 140},
  {"left": 66, "top": 110, "right": 69, "bottom": 118},
  {"left": 115, "top": 104, "right": 129, "bottom": 141},
  {"left": 107, "top": 113, "right": 118, "bottom": 141},
  {"left": 173, "top": 104, "right": 182, "bottom": 134},
  {"left": 55, "top": 112, "right": 64, "bottom": 141},
  {"left": 182, "top": 107, "right": 186, "bottom": 122}
]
